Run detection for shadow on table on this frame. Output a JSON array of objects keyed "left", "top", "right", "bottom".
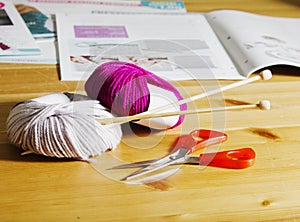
[
  {"left": 256, "top": 65, "right": 300, "bottom": 77},
  {"left": 0, "top": 143, "right": 75, "bottom": 162},
  {"left": 278, "top": 0, "right": 300, "bottom": 7}
]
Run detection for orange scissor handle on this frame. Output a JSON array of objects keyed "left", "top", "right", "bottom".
[
  {"left": 174, "top": 129, "right": 227, "bottom": 154},
  {"left": 199, "top": 148, "right": 256, "bottom": 169}
]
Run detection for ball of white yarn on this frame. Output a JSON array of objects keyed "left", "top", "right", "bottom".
[{"left": 6, "top": 93, "right": 122, "bottom": 161}]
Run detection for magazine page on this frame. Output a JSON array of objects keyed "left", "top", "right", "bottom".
[
  {"left": 12, "top": 0, "right": 186, "bottom": 39},
  {"left": 56, "top": 13, "right": 242, "bottom": 81},
  {"left": 0, "top": 0, "right": 40, "bottom": 56},
  {"left": 3, "top": 0, "right": 185, "bottom": 64},
  {"left": 206, "top": 10, "right": 300, "bottom": 77},
  {"left": 0, "top": 39, "right": 57, "bottom": 63}
]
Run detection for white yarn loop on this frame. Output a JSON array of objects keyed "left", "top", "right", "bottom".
[{"left": 6, "top": 93, "right": 122, "bottom": 161}]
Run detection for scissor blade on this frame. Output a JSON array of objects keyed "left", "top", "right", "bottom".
[
  {"left": 120, "top": 148, "right": 190, "bottom": 181},
  {"left": 108, "top": 156, "right": 199, "bottom": 170},
  {"left": 107, "top": 159, "right": 158, "bottom": 170},
  {"left": 182, "top": 157, "right": 199, "bottom": 165}
]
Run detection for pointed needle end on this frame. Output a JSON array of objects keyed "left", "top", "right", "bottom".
[{"left": 120, "top": 177, "right": 128, "bottom": 181}]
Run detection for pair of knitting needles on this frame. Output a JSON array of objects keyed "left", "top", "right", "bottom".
[{"left": 98, "top": 70, "right": 272, "bottom": 125}]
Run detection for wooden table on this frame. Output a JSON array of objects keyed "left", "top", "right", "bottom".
[{"left": 1, "top": 0, "right": 300, "bottom": 221}]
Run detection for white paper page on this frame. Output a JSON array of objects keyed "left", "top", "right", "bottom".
[
  {"left": 206, "top": 10, "right": 300, "bottom": 77},
  {"left": 3, "top": 0, "right": 185, "bottom": 64},
  {"left": 0, "top": 0, "right": 40, "bottom": 56},
  {"left": 56, "top": 13, "right": 241, "bottom": 80},
  {"left": 0, "top": 39, "right": 57, "bottom": 63},
  {"left": 12, "top": 0, "right": 186, "bottom": 21}
]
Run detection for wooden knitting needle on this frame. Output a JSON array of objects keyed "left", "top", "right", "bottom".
[
  {"left": 99, "top": 70, "right": 272, "bottom": 125},
  {"left": 139, "top": 70, "right": 273, "bottom": 117},
  {"left": 98, "top": 100, "right": 270, "bottom": 125},
  {"left": 101, "top": 70, "right": 272, "bottom": 125}
]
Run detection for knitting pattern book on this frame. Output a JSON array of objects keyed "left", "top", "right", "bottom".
[
  {"left": 56, "top": 12, "right": 238, "bottom": 81},
  {"left": 56, "top": 10, "right": 300, "bottom": 81},
  {"left": 0, "top": 0, "right": 185, "bottom": 64},
  {"left": 0, "top": 0, "right": 40, "bottom": 56}
]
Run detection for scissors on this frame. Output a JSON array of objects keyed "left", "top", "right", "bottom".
[{"left": 109, "top": 129, "right": 256, "bottom": 181}]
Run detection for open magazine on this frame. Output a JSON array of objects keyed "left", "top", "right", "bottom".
[
  {"left": 0, "top": 0, "right": 40, "bottom": 56},
  {"left": 56, "top": 10, "right": 300, "bottom": 81},
  {"left": 1, "top": 0, "right": 185, "bottom": 64},
  {"left": 206, "top": 10, "right": 300, "bottom": 78}
]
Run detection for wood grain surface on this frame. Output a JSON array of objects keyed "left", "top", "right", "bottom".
[{"left": 1, "top": 1, "right": 300, "bottom": 221}]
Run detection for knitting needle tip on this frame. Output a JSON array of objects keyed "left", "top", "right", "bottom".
[
  {"left": 258, "top": 100, "right": 271, "bottom": 110},
  {"left": 260, "top": 69, "right": 272, "bottom": 80}
]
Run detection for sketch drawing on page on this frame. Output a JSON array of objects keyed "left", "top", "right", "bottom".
[
  {"left": 244, "top": 35, "right": 300, "bottom": 63},
  {"left": 67, "top": 39, "right": 217, "bottom": 75}
]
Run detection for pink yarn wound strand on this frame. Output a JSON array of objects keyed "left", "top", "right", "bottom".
[{"left": 85, "top": 61, "right": 187, "bottom": 128}]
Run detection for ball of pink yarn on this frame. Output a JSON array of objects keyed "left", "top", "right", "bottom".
[{"left": 85, "top": 61, "right": 187, "bottom": 128}]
